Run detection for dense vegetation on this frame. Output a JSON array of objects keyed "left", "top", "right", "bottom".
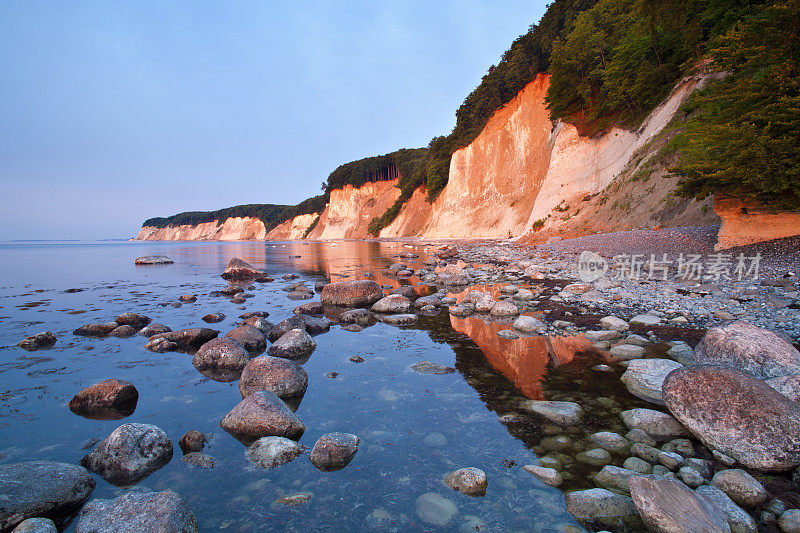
[{"left": 672, "top": 0, "right": 800, "bottom": 209}]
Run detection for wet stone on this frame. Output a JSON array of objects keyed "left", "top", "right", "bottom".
[
  {"left": 182, "top": 452, "right": 215, "bottom": 469},
  {"left": 12, "top": 518, "right": 57, "bottom": 532},
  {"left": 246, "top": 436, "right": 305, "bottom": 469},
  {"left": 69, "top": 379, "right": 139, "bottom": 420},
  {"left": 415, "top": 493, "right": 458, "bottom": 528},
  {"left": 80, "top": 423, "right": 173, "bottom": 486},
  {"left": 523, "top": 465, "right": 562, "bottom": 487},
  {"left": 202, "top": 312, "right": 226, "bottom": 324},
  {"left": 525, "top": 400, "right": 583, "bottom": 426},
  {"left": 412, "top": 361, "right": 455, "bottom": 374},
  {"left": 444, "top": 467, "right": 487, "bottom": 495},
  {"left": 178, "top": 430, "right": 205, "bottom": 454},
  {"left": 75, "top": 490, "right": 197, "bottom": 533},
  {"left": 309, "top": 432, "right": 360, "bottom": 471},
  {"left": 16, "top": 331, "right": 56, "bottom": 351}
]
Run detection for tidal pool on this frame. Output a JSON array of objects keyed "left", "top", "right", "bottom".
[{"left": 0, "top": 240, "right": 678, "bottom": 531}]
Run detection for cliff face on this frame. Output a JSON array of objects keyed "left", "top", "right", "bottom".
[
  {"left": 266, "top": 213, "right": 318, "bottom": 240},
  {"left": 714, "top": 196, "right": 800, "bottom": 250},
  {"left": 135, "top": 216, "right": 266, "bottom": 241},
  {"left": 306, "top": 180, "right": 400, "bottom": 240}
]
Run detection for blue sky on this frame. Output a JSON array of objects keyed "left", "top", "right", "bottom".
[{"left": 0, "top": 1, "right": 547, "bottom": 239}]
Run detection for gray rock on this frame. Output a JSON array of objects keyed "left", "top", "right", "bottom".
[
  {"left": 267, "top": 329, "right": 316, "bottom": 361},
  {"left": 444, "top": 467, "right": 487, "bottom": 495},
  {"left": 623, "top": 457, "right": 652, "bottom": 474},
  {"left": 695, "top": 321, "right": 800, "bottom": 379},
  {"left": 309, "top": 433, "right": 359, "bottom": 471},
  {"left": 630, "top": 314, "right": 662, "bottom": 326},
  {"left": 81, "top": 423, "right": 173, "bottom": 486},
  {"left": 75, "top": 490, "right": 197, "bottom": 533},
  {"left": 767, "top": 375, "right": 800, "bottom": 402},
  {"left": 246, "top": 436, "right": 305, "bottom": 469},
  {"left": 381, "top": 314, "right": 417, "bottom": 326},
  {"left": 585, "top": 330, "right": 622, "bottom": 342},
  {"left": 779, "top": 509, "right": 800, "bottom": 533},
  {"left": 192, "top": 338, "right": 249, "bottom": 372},
  {"left": 679, "top": 466, "right": 705, "bottom": 488},
  {"left": 523, "top": 465, "right": 562, "bottom": 486},
  {"left": 12, "top": 518, "right": 57, "bottom": 532},
  {"left": 525, "top": 401, "right": 583, "bottom": 426},
  {"left": 224, "top": 325, "right": 267, "bottom": 355},
  {"left": 16, "top": 331, "right": 57, "bottom": 351},
  {"left": 371, "top": 295, "right": 412, "bottom": 314},
  {"left": 576, "top": 448, "right": 612, "bottom": 466},
  {"left": 181, "top": 452, "right": 215, "bottom": 469},
  {"left": 630, "top": 476, "right": 730, "bottom": 533},
  {"left": 134, "top": 255, "right": 173, "bottom": 265},
  {"left": 610, "top": 344, "right": 646, "bottom": 360},
  {"left": 712, "top": 469, "right": 768, "bottom": 508},
  {"left": 626, "top": 428, "right": 657, "bottom": 446},
  {"left": 589, "top": 431, "right": 630, "bottom": 453},
  {"left": 600, "top": 316, "right": 629, "bottom": 331},
  {"left": 414, "top": 295, "right": 441, "bottom": 308},
  {"left": 414, "top": 493, "right": 458, "bottom": 527},
  {"left": 513, "top": 315, "right": 545, "bottom": 333},
  {"left": 668, "top": 342, "right": 695, "bottom": 365},
  {"left": 219, "top": 390, "right": 305, "bottom": 443},
  {"left": 320, "top": 280, "right": 383, "bottom": 307},
  {"left": 565, "top": 488, "right": 641, "bottom": 529},
  {"left": 595, "top": 465, "right": 642, "bottom": 494},
  {"left": 411, "top": 361, "right": 455, "bottom": 375},
  {"left": 663, "top": 365, "right": 800, "bottom": 471},
  {"left": 621, "top": 359, "right": 683, "bottom": 405},
  {"left": 239, "top": 355, "right": 308, "bottom": 400},
  {"left": 0, "top": 461, "right": 95, "bottom": 531},
  {"left": 620, "top": 408, "right": 687, "bottom": 440},
  {"left": 696, "top": 485, "right": 757, "bottom": 533},
  {"left": 631, "top": 442, "right": 662, "bottom": 463},
  {"left": 489, "top": 300, "right": 519, "bottom": 317},
  {"left": 658, "top": 451, "right": 684, "bottom": 470},
  {"left": 497, "top": 329, "right": 519, "bottom": 339}
]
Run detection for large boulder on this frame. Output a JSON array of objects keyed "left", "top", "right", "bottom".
[
  {"left": 224, "top": 325, "right": 267, "bottom": 355},
  {"left": 267, "top": 329, "right": 316, "bottom": 362},
  {"left": 219, "top": 390, "right": 305, "bottom": 443},
  {"left": 81, "top": 423, "right": 173, "bottom": 486},
  {"left": 75, "top": 490, "right": 197, "bottom": 533},
  {"left": 309, "top": 433, "right": 359, "bottom": 472},
  {"left": 246, "top": 437, "right": 305, "bottom": 469},
  {"left": 16, "top": 331, "right": 57, "bottom": 351},
  {"left": 320, "top": 280, "right": 383, "bottom": 307},
  {"left": 192, "top": 338, "right": 249, "bottom": 373},
  {"left": 220, "top": 258, "right": 262, "bottom": 280},
  {"left": 663, "top": 365, "right": 800, "bottom": 471},
  {"left": 371, "top": 295, "right": 412, "bottom": 314},
  {"left": 68, "top": 379, "right": 139, "bottom": 420},
  {"left": 621, "top": 359, "right": 684, "bottom": 405},
  {"left": 694, "top": 321, "right": 800, "bottom": 379},
  {"left": 696, "top": 485, "right": 757, "bottom": 533},
  {"left": 146, "top": 328, "right": 218, "bottom": 353},
  {"left": 629, "top": 476, "right": 731, "bottom": 533},
  {"left": 565, "top": 488, "right": 641, "bottom": 530},
  {"left": 239, "top": 355, "right": 308, "bottom": 400},
  {"left": 0, "top": 461, "right": 95, "bottom": 531}
]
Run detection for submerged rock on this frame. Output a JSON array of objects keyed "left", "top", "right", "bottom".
[
  {"left": 181, "top": 452, "right": 215, "bottom": 469},
  {"left": 523, "top": 465, "right": 562, "bottom": 486},
  {"left": 620, "top": 408, "right": 687, "bottom": 440},
  {"left": 16, "top": 331, "right": 56, "bottom": 351},
  {"left": 629, "top": 476, "right": 730, "bottom": 533},
  {"left": 68, "top": 379, "right": 139, "bottom": 420},
  {"left": 268, "top": 314, "right": 330, "bottom": 341},
  {"left": 219, "top": 390, "right": 305, "bottom": 443},
  {"left": 525, "top": 400, "right": 583, "bottom": 426},
  {"left": 414, "top": 493, "right": 458, "bottom": 528},
  {"left": 321, "top": 280, "right": 383, "bottom": 307},
  {"left": 0, "top": 461, "right": 96, "bottom": 531},
  {"left": 247, "top": 436, "right": 305, "bottom": 469},
  {"left": 239, "top": 355, "right": 308, "bottom": 400},
  {"left": 381, "top": 313, "right": 417, "bottom": 326},
  {"left": 220, "top": 258, "right": 262, "bottom": 280},
  {"left": 694, "top": 320, "right": 800, "bottom": 379},
  {"left": 444, "top": 467, "right": 487, "bottom": 495},
  {"left": 267, "top": 329, "right": 316, "bottom": 361},
  {"left": 134, "top": 256, "right": 173, "bottom": 265},
  {"left": 565, "top": 488, "right": 641, "bottom": 530},
  {"left": 309, "top": 432, "right": 360, "bottom": 471},
  {"left": 663, "top": 365, "right": 800, "bottom": 471},
  {"left": 411, "top": 361, "right": 455, "bottom": 375},
  {"left": 81, "top": 423, "right": 173, "bottom": 486},
  {"left": 224, "top": 325, "right": 267, "bottom": 355},
  {"left": 75, "top": 490, "right": 197, "bottom": 533}
]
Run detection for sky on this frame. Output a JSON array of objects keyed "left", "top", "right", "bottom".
[{"left": 0, "top": 1, "right": 548, "bottom": 240}]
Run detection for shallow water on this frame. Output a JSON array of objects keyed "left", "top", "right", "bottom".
[{"left": 1, "top": 240, "right": 667, "bottom": 531}]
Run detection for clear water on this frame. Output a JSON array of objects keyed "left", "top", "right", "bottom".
[{"left": 0, "top": 241, "right": 664, "bottom": 532}]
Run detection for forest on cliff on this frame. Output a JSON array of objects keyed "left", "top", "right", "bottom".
[{"left": 144, "top": 0, "right": 799, "bottom": 232}]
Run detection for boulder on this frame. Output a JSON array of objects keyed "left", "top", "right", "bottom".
[
  {"left": 595, "top": 465, "right": 642, "bottom": 494},
  {"left": 294, "top": 301, "right": 323, "bottom": 315},
  {"left": 565, "top": 488, "right": 641, "bottom": 530},
  {"left": 220, "top": 258, "right": 262, "bottom": 280},
  {"left": 522, "top": 465, "right": 562, "bottom": 486},
  {"left": 138, "top": 323, "right": 171, "bottom": 337},
  {"left": 239, "top": 355, "right": 308, "bottom": 400},
  {"left": 525, "top": 400, "right": 583, "bottom": 426},
  {"left": 75, "top": 490, "right": 197, "bottom": 533},
  {"left": 146, "top": 328, "right": 218, "bottom": 353},
  {"left": 224, "top": 325, "right": 267, "bottom": 355},
  {"left": 268, "top": 315, "right": 330, "bottom": 341},
  {"left": 201, "top": 312, "right": 225, "bottom": 324},
  {"left": 620, "top": 408, "right": 687, "bottom": 440},
  {"left": 68, "top": 379, "right": 139, "bottom": 420},
  {"left": 631, "top": 314, "right": 662, "bottom": 326},
  {"left": 513, "top": 316, "right": 545, "bottom": 333},
  {"left": 192, "top": 338, "right": 249, "bottom": 373},
  {"left": 620, "top": 359, "right": 684, "bottom": 405},
  {"left": 12, "top": 518, "right": 57, "bottom": 532},
  {"left": 134, "top": 256, "right": 173, "bottom": 265},
  {"left": 267, "top": 329, "right": 316, "bottom": 362},
  {"left": 320, "top": 280, "right": 383, "bottom": 307},
  {"left": 0, "top": 461, "right": 95, "bottom": 531},
  {"left": 81, "top": 423, "right": 173, "bottom": 486},
  {"left": 414, "top": 295, "right": 441, "bottom": 308},
  {"left": 443, "top": 467, "right": 487, "bottom": 495},
  {"left": 629, "top": 476, "right": 731, "bottom": 533},
  {"left": 309, "top": 433, "right": 360, "bottom": 471},
  {"left": 110, "top": 325, "right": 136, "bottom": 338},
  {"left": 711, "top": 469, "right": 768, "bottom": 508},
  {"left": 381, "top": 314, "right": 417, "bottom": 326},
  {"left": 178, "top": 431, "right": 205, "bottom": 454},
  {"left": 694, "top": 321, "right": 800, "bottom": 379},
  {"left": 219, "top": 390, "right": 305, "bottom": 443},
  {"left": 246, "top": 436, "right": 305, "bottom": 469},
  {"left": 371, "top": 295, "right": 412, "bottom": 314},
  {"left": 414, "top": 493, "right": 458, "bottom": 528},
  {"left": 73, "top": 322, "right": 118, "bottom": 337},
  {"left": 489, "top": 300, "right": 519, "bottom": 317},
  {"left": 16, "top": 331, "right": 57, "bottom": 351},
  {"left": 610, "top": 344, "right": 646, "bottom": 360},
  {"left": 779, "top": 510, "right": 800, "bottom": 533},
  {"left": 114, "top": 313, "right": 151, "bottom": 330},
  {"left": 663, "top": 365, "right": 800, "bottom": 471},
  {"left": 696, "top": 485, "right": 757, "bottom": 533},
  {"left": 600, "top": 316, "right": 630, "bottom": 332}
]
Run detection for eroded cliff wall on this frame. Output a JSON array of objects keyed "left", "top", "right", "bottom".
[
  {"left": 306, "top": 180, "right": 400, "bottom": 240},
  {"left": 135, "top": 216, "right": 266, "bottom": 241},
  {"left": 266, "top": 213, "right": 319, "bottom": 240},
  {"left": 714, "top": 196, "right": 800, "bottom": 250}
]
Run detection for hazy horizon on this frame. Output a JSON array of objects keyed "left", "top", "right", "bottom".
[{"left": 0, "top": 1, "right": 547, "bottom": 240}]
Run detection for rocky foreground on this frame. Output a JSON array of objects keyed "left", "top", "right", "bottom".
[{"left": 6, "top": 237, "right": 800, "bottom": 531}]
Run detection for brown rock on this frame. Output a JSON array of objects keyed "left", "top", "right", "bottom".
[
  {"left": 178, "top": 430, "right": 205, "bottom": 454},
  {"left": 309, "top": 433, "right": 359, "bottom": 471},
  {"left": 16, "top": 331, "right": 57, "bottom": 351},
  {"left": 110, "top": 325, "right": 136, "bottom": 338},
  {"left": 320, "top": 280, "right": 383, "bottom": 307},
  {"left": 224, "top": 325, "right": 267, "bottom": 355},
  {"left": 146, "top": 328, "right": 218, "bottom": 353},
  {"left": 192, "top": 338, "right": 249, "bottom": 371},
  {"left": 178, "top": 294, "right": 197, "bottom": 303},
  {"left": 114, "top": 313, "right": 151, "bottom": 330},
  {"left": 73, "top": 322, "right": 118, "bottom": 337},
  {"left": 220, "top": 258, "right": 262, "bottom": 280},
  {"left": 663, "top": 365, "right": 800, "bottom": 471},
  {"left": 201, "top": 312, "right": 226, "bottom": 324},
  {"left": 138, "top": 323, "right": 171, "bottom": 337},
  {"left": 239, "top": 356, "right": 308, "bottom": 400},
  {"left": 219, "top": 390, "right": 305, "bottom": 444},
  {"left": 69, "top": 379, "right": 138, "bottom": 420},
  {"left": 293, "top": 301, "right": 323, "bottom": 315}
]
